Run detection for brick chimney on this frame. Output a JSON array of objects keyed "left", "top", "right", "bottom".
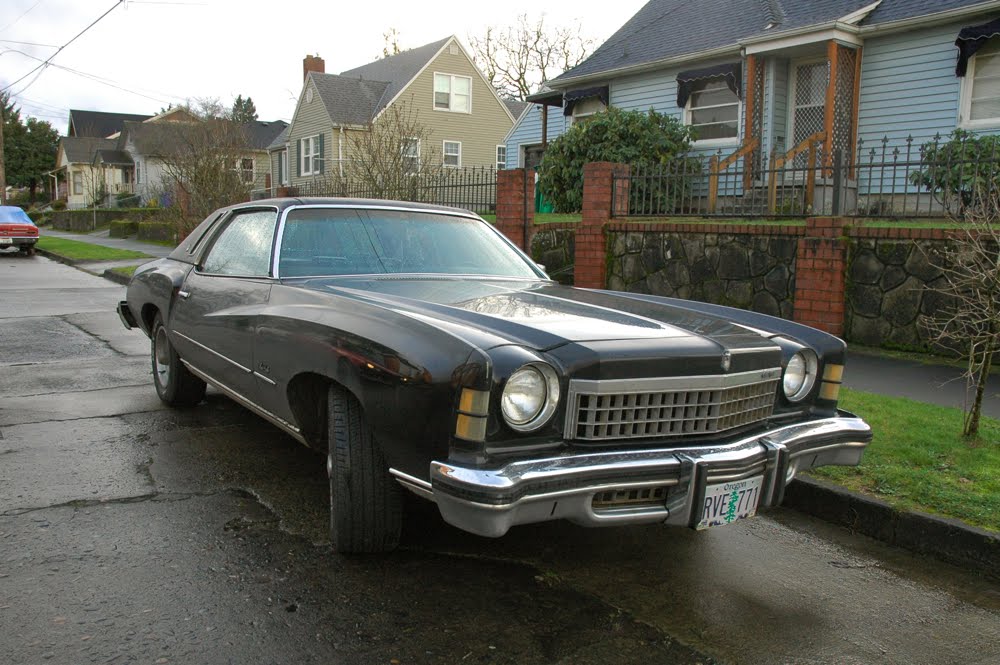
[{"left": 303, "top": 54, "right": 325, "bottom": 81}]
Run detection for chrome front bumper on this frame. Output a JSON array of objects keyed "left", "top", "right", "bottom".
[{"left": 430, "top": 412, "right": 872, "bottom": 538}]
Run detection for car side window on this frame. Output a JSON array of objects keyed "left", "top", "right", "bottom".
[{"left": 201, "top": 210, "right": 278, "bottom": 277}]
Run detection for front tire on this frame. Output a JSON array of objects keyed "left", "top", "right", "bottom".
[
  {"left": 327, "top": 387, "right": 402, "bottom": 553},
  {"left": 151, "top": 312, "right": 206, "bottom": 407}
]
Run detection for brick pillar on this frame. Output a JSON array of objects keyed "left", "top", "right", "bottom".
[
  {"left": 793, "top": 217, "right": 848, "bottom": 336},
  {"left": 495, "top": 168, "right": 534, "bottom": 250},
  {"left": 576, "top": 162, "right": 628, "bottom": 289}
]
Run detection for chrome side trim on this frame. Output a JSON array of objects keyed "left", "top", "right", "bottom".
[
  {"left": 173, "top": 330, "right": 252, "bottom": 374},
  {"left": 253, "top": 371, "right": 277, "bottom": 386},
  {"left": 389, "top": 469, "right": 435, "bottom": 501},
  {"left": 181, "top": 360, "right": 306, "bottom": 445}
]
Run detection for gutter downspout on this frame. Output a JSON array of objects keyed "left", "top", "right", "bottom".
[{"left": 339, "top": 127, "right": 344, "bottom": 179}]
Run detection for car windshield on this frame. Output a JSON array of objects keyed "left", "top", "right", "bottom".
[{"left": 277, "top": 207, "right": 542, "bottom": 279}]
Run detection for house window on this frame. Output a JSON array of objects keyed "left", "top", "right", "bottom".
[
  {"left": 241, "top": 158, "right": 254, "bottom": 183},
  {"left": 72, "top": 171, "right": 83, "bottom": 196},
  {"left": 434, "top": 73, "right": 471, "bottom": 112},
  {"left": 496, "top": 145, "right": 507, "bottom": 170},
  {"left": 135, "top": 162, "right": 141, "bottom": 184},
  {"left": 570, "top": 97, "right": 606, "bottom": 125},
  {"left": 685, "top": 78, "right": 740, "bottom": 142},
  {"left": 443, "top": 141, "right": 461, "bottom": 167},
  {"left": 962, "top": 38, "right": 1000, "bottom": 126},
  {"left": 402, "top": 138, "right": 420, "bottom": 173},
  {"left": 279, "top": 150, "right": 288, "bottom": 185},
  {"left": 301, "top": 135, "right": 321, "bottom": 176}
]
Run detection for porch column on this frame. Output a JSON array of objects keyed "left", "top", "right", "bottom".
[{"left": 824, "top": 40, "right": 839, "bottom": 167}]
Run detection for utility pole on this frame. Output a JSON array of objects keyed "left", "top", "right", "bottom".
[{"left": 0, "top": 101, "right": 6, "bottom": 205}]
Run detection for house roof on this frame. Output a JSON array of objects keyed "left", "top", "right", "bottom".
[
  {"left": 550, "top": 0, "right": 997, "bottom": 85},
  {"left": 60, "top": 136, "right": 117, "bottom": 163},
  {"left": 94, "top": 149, "right": 133, "bottom": 165},
  {"left": 244, "top": 120, "right": 289, "bottom": 150},
  {"left": 338, "top": 36, "right": 452, "bottom": 116},
  {"left": 68, "top": 110, "right": 152, "bottom": 138},
  {"left": 503, "top": 99, "right": 530, "bottom": 119},
  {"left": 309, "top": 73, "right": 391, "bottom": 126},
  {"left": 267, "top": 125, "right": 290, "bottom": 151},
  {"left": 121, "top": 119, "right": 284, "bottom": 156}
]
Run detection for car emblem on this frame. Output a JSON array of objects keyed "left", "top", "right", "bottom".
[{"left": 721, "top": 351, "right": 732, "bottom": 372}]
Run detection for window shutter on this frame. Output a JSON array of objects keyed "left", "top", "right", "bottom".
[
  {"left": 295, "top": 140, "right": 301, "bottom": 178},
  {"left": 318, "top": 133, "right": 325, "bottom": 174}
]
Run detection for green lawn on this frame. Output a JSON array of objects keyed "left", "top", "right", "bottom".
[
  {"left": 37, "top": 236, "right": 152, "bottom": 261},
  {"left": 108, "top": 265, "right": 140, "bottom": 277},
  {"left": 809, "top": 388, "right": 1000, "bottom": 532}
]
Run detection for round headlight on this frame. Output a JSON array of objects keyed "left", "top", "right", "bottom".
[
  {"left": 501, "top": 364, "right": 560, "bottom": 432},
  {"left": 782, "top": 351, "right": 817, "bottom": 402}
]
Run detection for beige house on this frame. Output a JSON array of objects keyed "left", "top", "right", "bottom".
[{"left": 270, "top": 36, "right": 521, "bottom": 194}]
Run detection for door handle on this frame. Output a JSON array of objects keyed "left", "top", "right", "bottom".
[{"left": 178, "top": 290, "right": 191, "bottom": 299}]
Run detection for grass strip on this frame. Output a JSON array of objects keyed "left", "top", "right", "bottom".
[
  {"left": 37, "top": 236, "right": 152, "bottom": 261},
  {"left": 108, "top": 265, "right": 140, "bottom": 277},
  {"left": 809, "top": 388, "right": 1000, "bottom": 532}
]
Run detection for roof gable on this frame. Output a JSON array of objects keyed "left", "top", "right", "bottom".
[{"left": 338, "top": 36, "right": 451, "bottom": 117}]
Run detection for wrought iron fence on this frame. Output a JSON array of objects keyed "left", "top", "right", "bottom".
[
  {"left": 613, "top": 133, "right": 1000, "bottom": 219},
  {"left": 251, "top": 166, "right": 499, "bottom": 214}
]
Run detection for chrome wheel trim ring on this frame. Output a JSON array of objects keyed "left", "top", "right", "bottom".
[{"left": 154, "top": 327, "right": 171, "bottom": 388}]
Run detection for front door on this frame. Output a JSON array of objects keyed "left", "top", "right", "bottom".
[
  {"left": 789, "top": 60, "right": 829, "bottom": 167},
  {"left": 168, "top": 208, "right": 278, "bottom": 402}
]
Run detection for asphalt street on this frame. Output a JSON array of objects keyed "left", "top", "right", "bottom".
[{"left": 1, "top": 252, "right": 998, "bottom": 665}]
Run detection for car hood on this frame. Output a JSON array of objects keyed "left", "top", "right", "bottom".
[{"left": 295, "top": 277, "right": 774, "bottom": 352}]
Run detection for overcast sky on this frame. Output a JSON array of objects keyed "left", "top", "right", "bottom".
[{"left": 0, "top": 0, "right": 647, "bottom": 133}]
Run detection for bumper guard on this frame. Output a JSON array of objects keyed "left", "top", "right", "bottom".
[{"left": 430, "top": 412, "right": 872, "bottom": 538}]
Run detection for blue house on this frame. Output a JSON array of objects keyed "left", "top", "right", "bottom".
[{"left": 505, "top": 0, "right": 1000, "bottom": 214}]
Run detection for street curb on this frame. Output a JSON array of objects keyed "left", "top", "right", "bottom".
[
  {"left": 783, "top": 476, "right": 999, "bottom": 581},
  {"left": 101, "top": 269, "right": 131, "bottom": 285}
]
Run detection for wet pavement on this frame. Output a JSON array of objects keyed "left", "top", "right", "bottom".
[{"left": 1, "top": 252, "right": 999, "bottom": 665}]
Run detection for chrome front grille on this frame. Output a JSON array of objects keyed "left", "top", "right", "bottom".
[{"left": 565, "top": 369, "right": 781, "bottom": 442}]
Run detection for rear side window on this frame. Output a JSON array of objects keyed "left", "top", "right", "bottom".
[{"left": 201, "top": 209, "right": 278, "bottom": 276}]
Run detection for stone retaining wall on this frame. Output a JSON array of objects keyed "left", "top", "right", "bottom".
[
  {"left": 606, "top": 229, "right": 799, "bottom": 319},
  {"left": 530, "top": 226, "right": 575, "bottom": 285},
  {"left": 845, "top": 238, "right": 951, "bottom": 350}
]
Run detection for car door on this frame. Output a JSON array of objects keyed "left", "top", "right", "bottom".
[{"left": 168, "top": 208, "right": 278, "bottom": 403}]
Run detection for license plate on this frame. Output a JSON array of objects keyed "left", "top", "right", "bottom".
[
  {"left": 0, "top": 238, "right": 11, "bottom": 244},
  {"left": 696, "top": 476, "right": 763, "bottom": 530}
]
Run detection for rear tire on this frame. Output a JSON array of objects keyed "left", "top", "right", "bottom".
[
  {"left": 151, "top": 312, "right": 206, "bottom": 407},
  {"left": 327, "top": 387, "right": 402, "bottom": 553}
]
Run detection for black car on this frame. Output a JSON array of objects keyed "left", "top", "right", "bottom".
[{"left": 118, "top": 198, "right": 872, "bottom": 552}]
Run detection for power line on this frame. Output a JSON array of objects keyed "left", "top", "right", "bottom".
[
  {"left": 0, "top": 0, "right": 46, "bottom": 35},
  {"left": 0, "top": 38, "right": 58, "bottom": 48},
  {"left": 2, "top": 46, "right": 185, "bottom": 105},
  {"left": 1, "top": 0, "right": 124, "bottom": 95}
]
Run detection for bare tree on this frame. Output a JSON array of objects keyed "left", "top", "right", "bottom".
[
  {"left": 381, "top": 28, "right": 402, "bottom": 59},
  {"left": 468, "top": 14, "right": 593, "bottom": 101},
  {"left": 154, "top": 118, "right": 255, "bottom": 219},
  {"left": 347, "top": 99, "right": 441, "bottom": 201},
  {"left": 919, "top": 195, "right": 1000, "bottom": 437}
]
